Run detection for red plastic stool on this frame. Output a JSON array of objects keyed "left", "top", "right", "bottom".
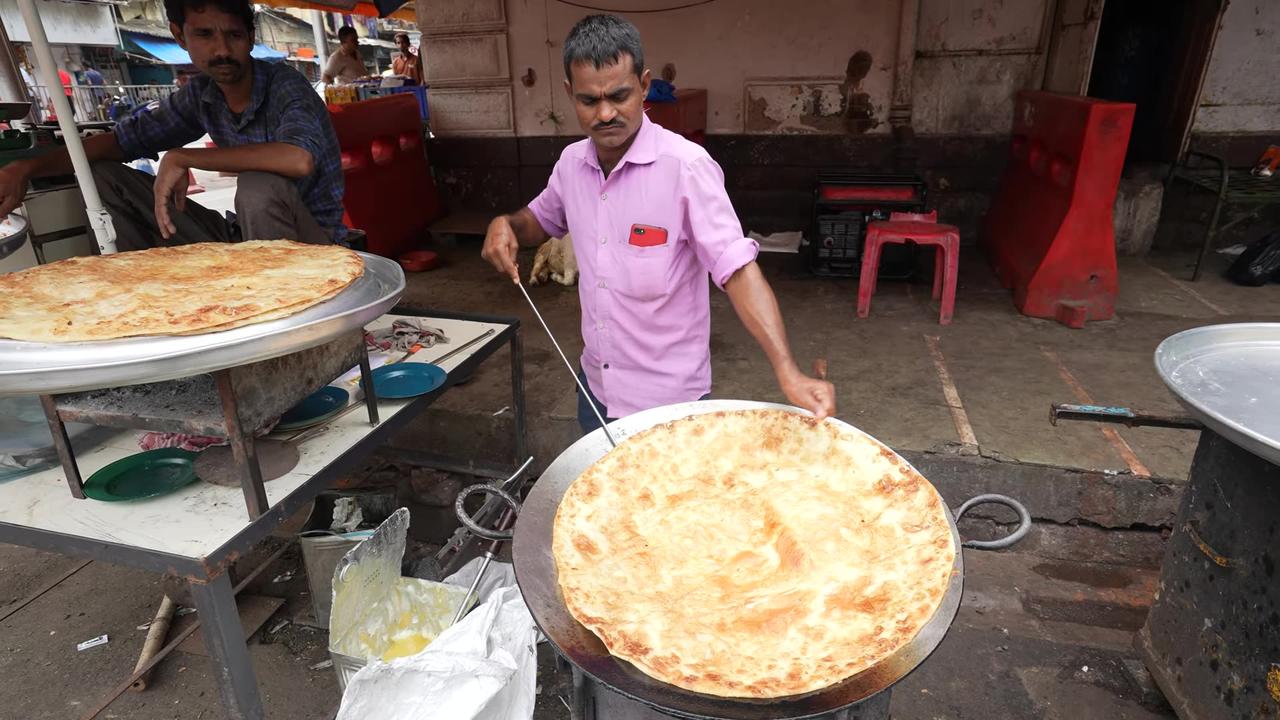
[{"left": 857, "top": 210, "right": 960, "bottom": 325}]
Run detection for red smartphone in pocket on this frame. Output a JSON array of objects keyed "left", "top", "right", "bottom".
[{"left": 629, "top": 224, "right": 669, "bottom": 248}]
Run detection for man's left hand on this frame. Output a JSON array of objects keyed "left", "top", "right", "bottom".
[
  {"left": 153, "top": 151, "right": 190, "bottom": 241},
  {"left": 779, "top": 370, "right": 836, "bottom": 421}
]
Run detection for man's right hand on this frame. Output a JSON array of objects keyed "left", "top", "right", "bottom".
[
  {"left": 0, "top": 163, "right": 31, "bottom": 217},
  {"left": 481, "top": 215, "right": 520, "bottom": 282}
]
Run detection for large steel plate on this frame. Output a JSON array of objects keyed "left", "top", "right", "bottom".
[
  {"left": 0, "top": 252, "right": 404, "bottom": 397},
  {"left": 513, "top": 400, "right": 963, "bottom": 720},
  {"left": 1155, "top": 322, "right": 1280, "bottom": 466}
]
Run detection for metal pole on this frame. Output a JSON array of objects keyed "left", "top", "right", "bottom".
[
  {"left": 310, "top": 10, "right": 328, "bottom": 71},
  {"left": 15, "top": 0, "right": 117, "bottom": 254}
]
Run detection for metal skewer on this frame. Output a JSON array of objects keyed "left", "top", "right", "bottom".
[
  {"left": 513, "top": 279, "right": 616, "bottom": 447},
  {"left": 429, "top": 328, "right": 496, "bottom": 366}
]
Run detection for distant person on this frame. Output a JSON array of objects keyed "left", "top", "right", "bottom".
[
  {"left": 83, "top": 64, "right": 107, "bottom": 110},
  {"left": 392, "top": 32, "right": 422, "bottom": 85},
  {"left": 323, "top": 26, "right": 367, "bottom": 85},
  {"left": 83, "top": 64, "right": 105, "bottom": 87},
  {"left": 56, "top": 67, "right": 77, "bottom": 120}
]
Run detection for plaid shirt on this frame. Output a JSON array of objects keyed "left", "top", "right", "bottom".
[{"left": 115, "top": 60, "right": 346, "bottom": 243}]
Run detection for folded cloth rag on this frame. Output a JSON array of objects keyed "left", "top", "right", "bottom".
[
  {"left": 365, "top": 319, "right": 449, "bottom": 353},
  {"left": 138, "top": 432, "right": 225, "bottom": 452}
]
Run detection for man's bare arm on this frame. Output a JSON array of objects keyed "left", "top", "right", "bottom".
[
  {"left": 150, "top": 143, "right": 314, "bottom": 240},
  {"left": 725, "top": 261, "right": 836, "bottom": 419},
  {"left": 164, "top": 143, "right": 314, "bottom": 178},
  {"left": 481, "top": 207, "right": 551, "bottom": 281}
]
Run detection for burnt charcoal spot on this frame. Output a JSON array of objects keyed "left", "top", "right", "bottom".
[
  {"left": 1209, "top": 658, "right": 1220, "bottom": 672},
  {"left": 1263, "top": 553, "right": 1275, "bottom": 578}
]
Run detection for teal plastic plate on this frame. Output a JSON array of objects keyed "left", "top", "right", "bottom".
[
  {"left": 276, "top": 386, "right": 350, "bottom": 432},
  {"left": 371, "top": 363, "right": 447, "bottom": 399}
]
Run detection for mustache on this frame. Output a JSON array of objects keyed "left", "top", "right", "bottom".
[
  {"left": 592, "top": 121, "right": 624, "bottom": 131},
  {"left": 208, "top": 58, "right": 241, "bottom": 68}
]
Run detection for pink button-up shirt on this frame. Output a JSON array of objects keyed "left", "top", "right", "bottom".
[{"left": 528, "top": 116, "right": 758, "bottom": 417}]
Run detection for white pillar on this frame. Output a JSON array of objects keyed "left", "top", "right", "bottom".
[
  {"left": 15, "top": 0, "right": 116, "bottom": 254},
  {"left": 311, "top": 10, "right": 328, "bottom": 72}
]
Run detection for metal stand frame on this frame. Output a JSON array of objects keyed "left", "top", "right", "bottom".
[
  {"left": 2, "top": 308, "right": 525, "bottom": 720},
  {"left": 37, "top": 334, "right": 381, "bottom": 520}
]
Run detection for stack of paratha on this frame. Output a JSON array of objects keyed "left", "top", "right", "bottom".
[
  {"left": 552, "top": 409, "right": 955, "bottom": 698},
  {"left": 0, "top": 241, "right": 362, "bottom": 342}
]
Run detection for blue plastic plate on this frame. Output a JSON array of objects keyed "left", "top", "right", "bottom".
[
  {"left": 371, "top": 363, "right": 447, "bottom": 399},
  {"left": 276, "top": 386, "right": 350, "bottom": 432}
]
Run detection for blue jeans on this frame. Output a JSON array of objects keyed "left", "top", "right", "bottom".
[
  {"left": 576, "top": 369, "right": 617, "bottom": 436},
  {"left": 575, "top": 369, "right": 710, "bottom": 436}
]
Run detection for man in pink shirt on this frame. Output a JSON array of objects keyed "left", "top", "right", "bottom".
[{"left": 482, "top": 14, "right": 835, "bottom": 434}]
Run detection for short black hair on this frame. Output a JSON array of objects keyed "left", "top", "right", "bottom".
[
  {"left": 338, "top": 26, "right": 358, "bottom": 42},
  {"left": 395, "top": 32, "right": 410, "bottom": 43},
  {"left": 563, "top": 14, "right": 644, "bottom": 80},
  {"left": 164, "top": 0, "right": 254, "bottom": 32}
]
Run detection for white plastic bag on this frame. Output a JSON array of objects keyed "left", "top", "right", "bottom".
[{"left": 336, "top": 560, "right": 538, "bottom": 720}]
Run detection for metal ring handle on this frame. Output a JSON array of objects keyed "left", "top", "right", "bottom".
[
  {"left": 455, "top": 484, "right": 521, "bottom": 541},
  {"left": 954, "top": 493, "right": 1032, "bottom": 550}
]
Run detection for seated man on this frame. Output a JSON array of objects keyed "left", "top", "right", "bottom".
[{"left": 0, "top": 0, "right": 345, "bottom": 249}]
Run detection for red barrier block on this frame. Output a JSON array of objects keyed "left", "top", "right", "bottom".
[
  {"left": 328, "top": 94, "right": 443, "bottom": 258},
  {"left": 982, "top": 91, "right": 1134, "bottom": 328}
]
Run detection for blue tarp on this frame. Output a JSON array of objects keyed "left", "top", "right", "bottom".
[{"left": 124, "top": 32, "right": 286, "bottom": 65}]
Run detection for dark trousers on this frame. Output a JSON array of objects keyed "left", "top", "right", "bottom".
[
  {"left": 576, "top": 369, "right": 710, "bottom": 436},
  {"left": 91, "top": 161, "right": 333, "bottom": 250}
]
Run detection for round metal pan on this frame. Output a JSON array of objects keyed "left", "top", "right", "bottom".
[
  {"left": 512, "top": 400, "right": 964, "bottom": 720},
  {"left": 0, "top": 212, "right": 28, "bottom": 261},
  {"left": 1155, "top": 323, "right": 1280, "bottom": 466},
  {"left": 0, "top": 252, "right": 405, "bottom": 397}
]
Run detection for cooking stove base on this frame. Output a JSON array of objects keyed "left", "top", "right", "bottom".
[{"left": 570, "top": 666, "right": 892, "bottom": 720}]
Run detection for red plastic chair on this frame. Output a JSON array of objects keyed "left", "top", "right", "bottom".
[{"left": 857, "top": 210, "right": 960, "bottom": 325}]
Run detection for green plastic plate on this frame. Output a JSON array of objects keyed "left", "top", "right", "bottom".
[{"left": 83, "top": 448, "right": 200, "bottom": 502}]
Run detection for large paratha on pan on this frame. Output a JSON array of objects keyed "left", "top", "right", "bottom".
[
  {"left": 552, "top": 409, "right": 956, "bottom": 699},
  {"left": 0, "top": 241, "right": 363, "bottom": 342}
]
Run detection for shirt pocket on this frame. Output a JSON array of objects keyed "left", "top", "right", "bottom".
[{"left": 616, "top": 241, "right": 674, "bottom": 301}]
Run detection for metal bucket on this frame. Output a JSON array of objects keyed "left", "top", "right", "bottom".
[
  {"left": 329, "top": 648, "right": 368, "bottom": 692},
  {"left": 298, "top": 530, "right": 371, "bottom": 628}
]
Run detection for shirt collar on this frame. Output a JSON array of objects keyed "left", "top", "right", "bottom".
[
  {"left": 201, "top": 59, "right": 267, "bottom": 128},
  {"left": 581, "top": 113, "right": 658, "bottom": 171}
]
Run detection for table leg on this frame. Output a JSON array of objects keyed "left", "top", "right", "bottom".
[
  {"left": 40, "top": 394, "right": 84, "bottom": 498},
  {"left": 215, "top": 370, "right": 268, "bottom": 520},
  {"left": 189, "top": 573, "right": 263, "bottom": 720},
  {"left": 510, "top": 326, "right": 528, "bottom": 466},
  {"left": 358, "top": 350, "right": 379, "bottom": 425}
]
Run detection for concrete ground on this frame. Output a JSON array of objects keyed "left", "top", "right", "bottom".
[
  {"left": 0, "top": 521, "right": 1174, "bottom": 720},
  {"left": 2, "top": 235, "right": 1276, "bottom": 718}
]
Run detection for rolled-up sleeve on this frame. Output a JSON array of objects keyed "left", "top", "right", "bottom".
[
  {"left": 681, "top": 155, "right": 759, "bottom": 288},
  {"left": 114, "top": 86, "right": 204, "bottom": 161},
  {"left": 527, "top": 159, "right": 569, "bottom": 238},
  {"left": 274, "top": 75, "right": 329, "bottom": 165}
]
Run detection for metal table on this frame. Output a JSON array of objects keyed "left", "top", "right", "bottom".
[{"left": 0, "top": 307, "right": 527, "bottom": 720}]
